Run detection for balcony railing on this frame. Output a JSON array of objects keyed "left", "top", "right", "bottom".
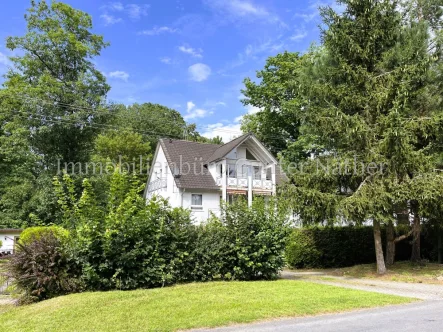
[
  {"left": 147, "top": 178, "right": 167, "bottom": 193},
  {"left": 253, "top": 179, "right": 273, "bottom": 190},
  {"left": 216, "top": 177, "right": 273, "bottom": 190},
  {"left": 228, "top": 177, "right": 248, "bottom": 188}
]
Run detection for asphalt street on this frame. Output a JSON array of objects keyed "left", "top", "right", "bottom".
[{"left": 194, "top": 300, "right": 443, "bottom": 332}]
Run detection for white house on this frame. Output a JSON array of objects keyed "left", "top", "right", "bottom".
[
  {"left": 144, "top": 133, "right": 287, "bottom": 223},
  {"left": 0, "top": 229, "right": 22, "bottom": 255}
]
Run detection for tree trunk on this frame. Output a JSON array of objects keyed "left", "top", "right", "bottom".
[
  {"left": 410, "top": 200, "right": 421, "bottom": 263},
  {"left": 438, "top": 226, "right": 442, "bottom": 264},
  {"left": 374, "top": 220, "right": 387, "bottom": 275},
  {"left": 386, "top": 220, "right": 396, "bottom": 266}
]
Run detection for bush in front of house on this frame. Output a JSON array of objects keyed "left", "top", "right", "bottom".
[
  {"left": 19, "top": 225, "right": 69, "bottom": 245},
  {"left": 7, "top": 228, "right": 82, "bottom": 303},
  {"left": 190, "top": 197, "right": 290, "bottom": 281},
  {"left": 3, "top": 172, "right": 289, "bottom": 301},
  {"left": 53, "top": 172, "right": 197, "bottom": 291}
]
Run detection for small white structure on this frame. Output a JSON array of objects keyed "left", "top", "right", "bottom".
[
  {"left": 144, "top": 133, "right": 287, "bottom": 223},
  {"left": 0, "top": 229, "right": 22, "bottom": 255}
]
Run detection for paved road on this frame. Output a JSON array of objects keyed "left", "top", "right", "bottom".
[{"left": 194, "top": 300, "right": 443, "bottom": 332}]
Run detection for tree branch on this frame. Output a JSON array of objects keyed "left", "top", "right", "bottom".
[{"left": 394, "top": 230, "right": 413, "bottom": 244}]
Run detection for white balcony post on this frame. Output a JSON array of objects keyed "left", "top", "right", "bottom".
[
  {"left": 222, "top": 160, "right": 227, "bottom": 202},
  {"left": 248, "top": 165, "right": 253, "bottom": 207},
  {"left": 271, "top": 164, "right": 276, "bottom": 195}
]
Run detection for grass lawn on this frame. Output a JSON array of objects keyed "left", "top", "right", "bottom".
[
  {"left": 0, "top": 280, "right": 414, "bottom": 332},
  {"left": 331, "top": 262, "right": 443, "bottom": 284}
]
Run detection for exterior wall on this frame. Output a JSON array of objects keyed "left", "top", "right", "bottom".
[
  {"left": 0, "top": 231, "right": 22, "bottom": 254},
  {"left": 146, "top": 137, "right": 280, "bottom": 223},
  {"left": 182, "top": 190, "right": 221, "bottom": 224},
  {"left": 146, "top": 145, "right": 181, "bottom": 207}
]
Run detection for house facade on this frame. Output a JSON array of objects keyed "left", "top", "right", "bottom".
[
  {"left": 144, "top": 133, "right": 287, "bottom": 223},
  {"left": 0, "top": 229, "right": 22, "bottom": 256}
]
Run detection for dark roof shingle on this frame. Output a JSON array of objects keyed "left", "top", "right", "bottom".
[
  {"left": 158, "top": 134, "right": 288, "bottom": 189},
  {"left": 206, "top": 133, "right": 251, "bottom": 163},
  {"left": 159, "top": 139, "right": 221, "bottom": 190}
]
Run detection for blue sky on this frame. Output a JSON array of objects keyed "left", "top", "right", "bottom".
[{"left": 0, "top": 0, "right": 339, "bottom": 141}]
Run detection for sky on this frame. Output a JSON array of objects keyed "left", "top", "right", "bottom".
[{"left": 0, "top": 0, "right": 340, "bottom": 142}]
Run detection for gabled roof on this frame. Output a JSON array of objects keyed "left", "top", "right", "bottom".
[
  {"left": 159, "top": 139, "right": 221, "bottom": 190},
  {"left": 153, "top": 134, "right": 288, "bottom": 191},
  {"left": 206, "top": 133, "right": 251, "bottom": 164}
]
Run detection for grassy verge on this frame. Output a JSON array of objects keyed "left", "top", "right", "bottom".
[
  {"left": 332, "top": 262, "right": 443, "bottom": 283},
  {"left": 0, "top": 280, "right": 414, "bottom": 332}
]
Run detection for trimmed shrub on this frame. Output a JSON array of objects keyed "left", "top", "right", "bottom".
[
  {"left": 20, "top": 225, "right": 69, "bottom": 245},
  {"left": 53, "top": 172, "right": 291, "bottom": 292},
  {"left": 190, "top": 198, "right": 290, "bottom": 281},
  {"left": 286, "top": 226, "right": 438, "bottom": 269},
  {"left": 7, "top": 230, "right": 82, "bottom": 303}
]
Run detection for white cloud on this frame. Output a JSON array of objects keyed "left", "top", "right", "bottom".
[
  {"left": 126, "top": 4, "right": 150, "bottom": 19},
  {"left": 294, "top": 12, "right": 317, "bottom": 23},
  {"left": 160, "top": 57, "right": 174, "bottom": 64},
  {"left": 179, "top": 45, "right": 203, "bottom": 58},
  {"left": 183, "top": 101, "right": 212, "bottom": 120},
  {"left": 187, "top": 101, "right": 196, "bottom": 112},
  {"left": 139, "top": 26, "right": 177, "bottom": 36},
  {"left": 100, "top": 2, "right": 149, "bottom": 24},
  {"left": 201, "top": 123, "right": 243, "bottom": 142},
  {"left": 104, "top": 2, "right": 124, "bottom": 11},
  {"left": 188, "top": 63, "right": 211, "bottom": 82},
  {"left": 205, "top": 0, "right": 285, "bottom": 26},
  {"left": 108, "top": 70, "right": 129, "bottom": 81},
  {"left": 206, "top": 0, "right": 268, "bottom": 18},
  {"left": 202, "top": 104, "right": 260, "bottom": 142},
  {"left": 100, "top": 14, "right": 123, "bottom": 26},
  {"left": 290, "top": 30, "right": 308, "bottom": 41},
  {"left": 0, "top": 52, "right": 9, "bottom": 66}
]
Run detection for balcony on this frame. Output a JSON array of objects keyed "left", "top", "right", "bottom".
[
  {"left": 147, "top": 178, "right": 167, "bottom": 193},
  {"left": 216, "top": 177, "right": 273, "bottom": 190}
]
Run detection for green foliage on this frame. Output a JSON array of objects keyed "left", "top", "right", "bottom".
[
  {"left": 4, "top": 0, "right": 111, "bottom": 168},
  {"left": 92, "top": 130, "right": 151, "bottom": 165},
  {"left": 6, "top": 230, "right": 82, "bottom": 303},
  {"left": 0, "top": 0, "right": 111, "bottom": 228},
  {"left": 286, "top": 226, "right": 437, "bottom": 269},
  {"left": 242, "top": 52, "right": 306, "bottom": 156},
  {"left": 113, "top": 103, "right": 205, "bottom": 146},
  {"left": 286, "top": 227, "right": 377, "bottom": 269},
  {"left": 245, "top": 0, "right": 443, "bottom": 267},
  {"left": 191, "top": 198, "right": 290, "bottom": 281},
  {"left": 20, "top": 225, "right": 69, "bottom": 245},
  {"left": 54, "top": 172, "right": 194, "bottom": 290},
  {"left": 52, "top": 173, "right": 290, "bottom": 290}
]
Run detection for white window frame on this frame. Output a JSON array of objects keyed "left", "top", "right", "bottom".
[{"left": 191, "top": 194, "right": 203, "bottom": 210}]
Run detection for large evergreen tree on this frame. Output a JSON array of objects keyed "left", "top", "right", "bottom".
[{"left": 247, "top": 0, "right": 443, "bottom": 274}]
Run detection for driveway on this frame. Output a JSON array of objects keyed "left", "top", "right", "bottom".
[
  {"left": 192, "top": 272, "right": 443, "bottom": 332},
  {"left": 281, "top": 271, "right": 443, "bottom": 300}
]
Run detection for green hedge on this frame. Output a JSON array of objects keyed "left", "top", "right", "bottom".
[
  {"left": 286, "top": 226, "right": 438, "bottom": 269},
  {"left": 20, "top": 226, "right": 69, "bottom": 245}
]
